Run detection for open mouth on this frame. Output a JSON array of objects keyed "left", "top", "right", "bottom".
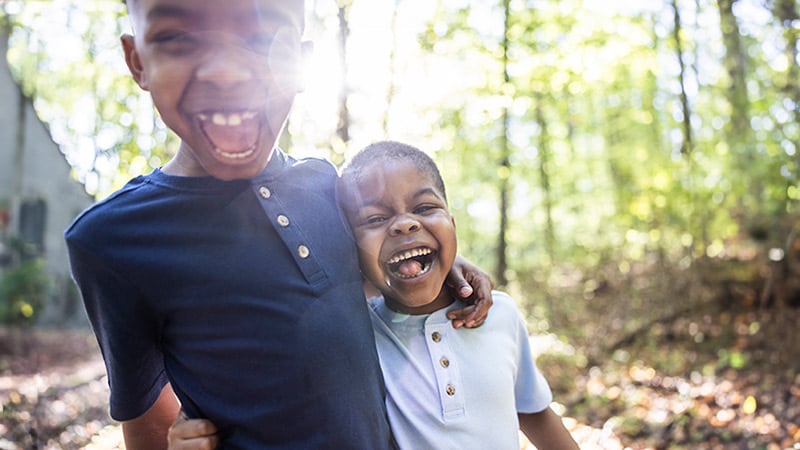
[
  {"left": 196, "top": 110, "right": 260, "bottom": 160},
  {"left": 385, "top": 247, "right": 436, "bottom": 279}
]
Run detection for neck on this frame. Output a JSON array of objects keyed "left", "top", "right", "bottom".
[{"left": 383, "top": 289, "right": 455, "bottom": 316}]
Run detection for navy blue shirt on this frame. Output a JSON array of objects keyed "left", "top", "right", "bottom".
[{"left": 65, "top": 150, "right": 394, "bottom": 449}]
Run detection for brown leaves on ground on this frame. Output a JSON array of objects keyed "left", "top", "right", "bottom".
[
  {"left": 2, "top": 307, "right": 800, "bottom": 449},
  {"left": 541, "top": 307, "right": 800, "bottom": 449},
  {"left": 0, "top": 328, "right": 122, "bottom": 450}
]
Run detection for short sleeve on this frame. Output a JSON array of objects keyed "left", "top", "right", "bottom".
[
  {"left": 66, "top": 240, "right": 168, "bottom": 421},
  {"left": 507, "top": 295, "right": 553, "bottom": 414}
]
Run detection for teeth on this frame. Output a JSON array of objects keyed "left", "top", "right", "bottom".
[
  {"left": 200, "top": 111, "right": 256, "bottom": 127},
  {"left": 215, "top": 146, "right": 256, "bottom": 159},
  {"left": 386, "top": 247, "right": 432, "bottom": 265}
]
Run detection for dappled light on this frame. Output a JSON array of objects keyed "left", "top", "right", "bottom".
[{"left": 2, "top": 0, "right": 800, "bottom": 448}]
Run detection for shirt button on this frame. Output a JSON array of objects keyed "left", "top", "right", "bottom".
[
  {"left": 431, "top": 332, "right": 441, "bottom": 342},
  {"left": 445, "top": 384, "right": 456, "bottom": 396},
  {"left": 439, "top": 357, "right": 450, "bottom": 368},
  {"left": 297, "top": 245, "right": 310, "bottom": 259},
  {"left": 259, "top": 186, "right": 271, "bottom": 199},
  {"left": 277, "top": 215, "right": 290, "bottom": 227}
]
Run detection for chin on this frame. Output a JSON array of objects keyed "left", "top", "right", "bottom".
[{"left": 207, "top": 148, "right": 273, "bottom": 180}]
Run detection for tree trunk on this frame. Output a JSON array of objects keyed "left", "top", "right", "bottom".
[
  {"left": 534, "top": 93, "right": 555, "bottom": 262},
  {"left": 496, "top": 0, "right": 511, "bottom": 288},
  {"left": 336, "top": 2, "right": 351, "bottom": 145},
  {"left": 772, "top": 0, "right": 800, "bottom": 209},
  {"left": 670, "top": 0, "right": 693, "bottom": 155},
  {"left": 382, "top": 2, "right": 400, "bottom": 138},
  {"left": 717, "top": 0, "right": 760, "bottom": 205}
]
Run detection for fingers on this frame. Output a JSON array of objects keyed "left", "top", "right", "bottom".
[
  {"left": 168, "top": 416, "right": 219, "bottom": 450},
  {"left": 445, "top": 273, "right": 474, "bottom": 299},
  {"left": 446, "top": 296, "right": 491, "bottom": 329},
  {"left": 168, "top": 435, "right": 220, "bottom": 450},
  {"left": 469, "top": 271, "right": 494, "bottom": 300},
  {"left": 447, "top": 273, "right": 493, "bottom": 328},
  {"left": 467, "top": 296, "right": 492, "bottom": 326},
  {"left": 446, "top": 255, "right": 494, "bottom": 328}
]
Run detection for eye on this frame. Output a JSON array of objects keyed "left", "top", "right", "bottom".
[
  {"left": 365, "top": 216, "right": 388, "bottom": 225},
  {"left": 413, "top": 205, "right": 439, "bottom": 215},
  {"left": 246, "top": 34, "right": 274, "bottom": 54},
  {"left": 152, "top": 31, "right": 199, "bottom": 54}
]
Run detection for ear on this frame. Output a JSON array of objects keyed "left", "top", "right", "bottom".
[{"left": 121, "top": 34, "right": 149, "bottom": 91}]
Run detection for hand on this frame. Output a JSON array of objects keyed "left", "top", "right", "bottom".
[
  {"left": 445, "top": 255, "right": 494, "bottom": 328},
  {"left": 167, "top": 410, "right": 219, "bottom": 450}
]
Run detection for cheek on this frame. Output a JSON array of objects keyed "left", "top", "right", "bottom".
[
  {"left": 356, "top": 239, "right": 379, "bottom": 265},
  {"left": 355, "top": 234, "right": 384, "bottom": 269},
  {"left": 442, "top": 227, "right": 458, "bottom": 263}
]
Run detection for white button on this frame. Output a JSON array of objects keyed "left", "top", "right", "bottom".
[
  {"left": 298, "top": 245, "right": 310, "bottom": 259},
  {"left": 277, "top": 215, "right": 290, "bottom": 227},
  {"left": 259, "top": 186, "right": 271, "bottom": 199}
]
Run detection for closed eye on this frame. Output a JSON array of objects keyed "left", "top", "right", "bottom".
[
  {"left": 413, "top": 205, "right": 440, "bottom": 215},
  {"left": 246, "top": 34, "right": 274, "bottom": 53},
  {"left": 153, "top": 30, "right": 191, "bottom": 43},
  {"left": 365, "top": 216, "right": 388, "bottom": 225},
  {"left": 152, "top": 31, "right": 199, "bottom": 54}
]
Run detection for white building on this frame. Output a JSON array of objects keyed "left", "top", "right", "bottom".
[{"left": 0, "top": 29, "right": 93, "bottom": 324}]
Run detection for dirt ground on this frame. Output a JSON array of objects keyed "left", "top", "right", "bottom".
[
  {"left": 0, "top": 328, "right": 123, "bottom": 449},
  {"left": 1, "top": 319, "right": 798, "bottom": 449},
  {"left": 0, "top": 327, "right": 624, "bottom": 450}
]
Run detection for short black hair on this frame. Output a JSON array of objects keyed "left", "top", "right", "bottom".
[
  {"left": 340, "top": 140, "right": 447, "bottom": 202},
  {"left": 124, "top": 0, "right": 305, "bottom": 33}
]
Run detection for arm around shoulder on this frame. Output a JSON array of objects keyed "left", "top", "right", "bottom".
[
  {"left": 122, "top": 383, "right": 181, "bottom": 450},
  {"left": 518, "top": 407, "right": 579, "bottom": 450}
]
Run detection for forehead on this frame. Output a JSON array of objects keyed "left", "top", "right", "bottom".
[
  {"left": 346, "top": 160, "right": 442, "bottom": 205},
  {"left": 130, "top": 0, "right": 304, "bottom": 33}
]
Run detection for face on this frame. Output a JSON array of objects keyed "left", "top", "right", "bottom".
[
  {"left": 342, "top": 160, "right": 457, "bottom": 315},
  {"left": 122, "top": 0, "right": 306, "bottom": 180}
]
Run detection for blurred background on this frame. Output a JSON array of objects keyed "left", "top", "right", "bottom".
[{"left": 0, "top": 0, "right": 799, "bottom": 448}]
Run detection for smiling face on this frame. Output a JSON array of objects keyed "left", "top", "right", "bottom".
[
  {"left": 122, "top": 0, "right": 306, "bottom": 180},
  {"left": 341, "top": 158, "right": 457, "bottom": 315}
]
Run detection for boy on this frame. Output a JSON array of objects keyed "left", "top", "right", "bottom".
[
  {"left": 169, "top": 141, "right": 580, "bottom": 449},
  {"left": 65, "top": 1, "right": 491, "bottom": 449}
]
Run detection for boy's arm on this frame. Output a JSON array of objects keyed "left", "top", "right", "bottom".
[
  {"left": 122, "top": 383, "right": 182, "bottom": 450},
  {"left": 446, "top": 255, "right": 494, "bottom": 328},
  {"left": 518, "top": 407, "right": 580, "bottom": 450}
]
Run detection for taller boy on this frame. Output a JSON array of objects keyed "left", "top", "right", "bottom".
[{"left": 65, "top": 0, "right": 490, "bottom": 448}]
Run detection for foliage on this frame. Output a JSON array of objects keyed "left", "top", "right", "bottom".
[
  {"left": 1, "top": 0, "right": 177, "bottom": 198},
  {"left": 3, "top": 0, "right": 800, "bottom": 445},
  {"left": 0, "top": 258, "right": 50, "bottom": 325},
  {"left": 409, "top": 0, "right": 800, "bottom": 324}
]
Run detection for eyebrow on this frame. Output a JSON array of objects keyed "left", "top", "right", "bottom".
[
  {"left": 412, "top": 187, "right": 444, "bottom": 200},
  {"left": 145, "top": 4, "right": 300, "bottom": 33},
  {"left": 146, "top": 4, "right": 194, "bottom": 22}
]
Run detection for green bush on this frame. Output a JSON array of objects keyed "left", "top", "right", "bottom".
[{"left": 0, "top": 259, "right": 50, "bottom": 325}]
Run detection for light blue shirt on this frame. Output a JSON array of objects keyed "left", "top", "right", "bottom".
[{"left": 368, "top": 291, "right": 553, "bottom": 450}]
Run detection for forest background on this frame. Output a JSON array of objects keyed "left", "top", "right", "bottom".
[{"left": 1, "top": 0, "right": 800, "bottom": 448}]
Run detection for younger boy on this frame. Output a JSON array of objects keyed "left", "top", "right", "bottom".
[{"left": 169, "top": 141, "right": 579, "bottom": 449}]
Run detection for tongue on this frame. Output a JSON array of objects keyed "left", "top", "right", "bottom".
[
  {"left": 397, "top": 260, "right": 423, "bottom": 277},
  {"left": 201, "top": 120, "right": 259, "bottom": 154}
]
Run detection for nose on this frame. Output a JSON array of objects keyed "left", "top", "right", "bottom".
[
  {"left": 195, "top": 35, "right": 256, "bottom": 88},
  {"left": 390, "top": 216, "right": 420, "bottom": 236}
]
